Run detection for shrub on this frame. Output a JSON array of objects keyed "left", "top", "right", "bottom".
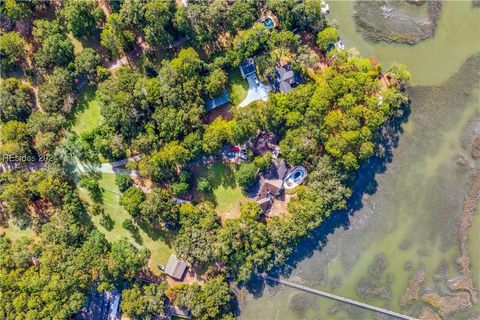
[
  {"left": 197, "top": 178, "right": 212, "bottom": 194},
  {"left": 120, "top": 186, "right": 145, "bottom": 217},
  {"left": 235, "top": 162, "right": 258, "bottom": 187},
  {"left": 91, "top": 203, "right": 104, "bottom": 216},
  {"left": 79, "top": 175, "right": 103, "bottom": 203},
  {"left": 122, "top": 219, "right": 135, "bottom": 231},
  {"left": 100, "top": 213, "right": 114, "bottom": 231},
  {"left": 171, "top": 182, "right": 189, "bottom": 196},
  {"left": 115, "top": 173, "right": 133, "bottom": 192}
]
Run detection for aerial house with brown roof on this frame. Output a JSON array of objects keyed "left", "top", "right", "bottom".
[
  {"left": 253, "top": 132, "right": 279, "bottom": 157},
  {"left": 255, "top": 179, "right": 284, "bottom": 212}
]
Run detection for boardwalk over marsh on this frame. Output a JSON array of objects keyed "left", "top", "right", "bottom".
[{"left": 258, "top": 274, "right": 418, "bottom": 320}]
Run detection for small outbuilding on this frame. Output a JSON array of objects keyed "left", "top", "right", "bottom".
[
  {"left": 165, "top": 255, "right": 188, "bottom": 280},
  {"left": 166, "top": 305, "right": 192, "bottom": 319}
]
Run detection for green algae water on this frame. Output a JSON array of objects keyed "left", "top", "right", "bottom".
[{"left": 240, "top": 2, "right": 480, "bottom": 319}]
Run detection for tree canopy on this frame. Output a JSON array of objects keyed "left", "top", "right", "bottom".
[
  {"left": 33, "top": 20, "right": 74, "bottom": 69},
  {"left": 143, "top": 0, "right": 175, "bottom": 47},
  {"left": 267, "top": 0, "right": 327, "bottom": 32},
  {"left": 101, "top": 13, "right": 136, "bottom": 56},
  {"left": 0, "top": 31, "right": 26, "bottom": 71},
  {"left": 140, "top": 188, "right": 178, "bottom": 227},
  {"left": 62, "top": 0, "right": 103, "bottom": 37},
  {"left": 74, "top": 48, "right": 101, "bottom": 80},
  {"left": 121, "top": 282, "right": 168, "bottom": 320},
  {"left": 120, "top": 186, "right": 145, "bottom": 218},
  {"left": 0, "top": 78, "right": 34, "bottom": 122},
  {"left": 317, "top": 26, "right": 339, "bottom": 51},
  {"left": 38, "top": 67, "right": 73, "bottom": 114},
  {"left": 169, "top": 277, "right": 233, "bottom": 320}
]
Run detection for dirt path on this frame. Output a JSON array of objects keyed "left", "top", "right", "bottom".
[
  {"left": 105, "top": 37, "right": 146, "bottom": 73},
  {"left": 27, "top": 80, "right": 41, "bottom": 112},
  {"left": 96, "top": 0, "right": 111, "bottom": 17}
]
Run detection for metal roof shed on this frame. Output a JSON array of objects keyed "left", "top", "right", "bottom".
[
  {"left": 205, "top": 89, "right": 230, "bottom": 111},
  {"left": 164, "top": 255, "right": 188, "bottom": 280}
]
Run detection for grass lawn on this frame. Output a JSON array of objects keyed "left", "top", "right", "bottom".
[
  {"left": 192, "top": 162, "right": 246, "bottom": 220},
  {"left": 67, "top": 33, "right": 84, "bottom": 54},
  {"left": 72, "top": 85, "right": 103, "bottom": 135},
  {"left": 79, "top": 173, "right": 173, "bottom": 274},
  {"left": 0, "top": 224, "right": 36, "bottom": 243},
  {"left": 227, "top": 69, "right": 248, "bottom": 106}
]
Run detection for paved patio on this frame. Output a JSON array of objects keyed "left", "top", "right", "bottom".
[{"left": 239, "top": 74, "right": 271, "bottom": 107}]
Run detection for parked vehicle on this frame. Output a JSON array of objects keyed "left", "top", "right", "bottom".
[{"left": 240, "top": 149, "right": 248, "bottom": 160}]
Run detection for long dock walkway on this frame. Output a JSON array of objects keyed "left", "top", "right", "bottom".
[{"left": 258, "top": 274, "right": 418, "bottom": 320}]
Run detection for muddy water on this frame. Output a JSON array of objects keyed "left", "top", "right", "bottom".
[
  {"left": 469, "top": 206, "right": 480, "bottom": 297},
  {"left": 240, "top": 2, "right": 480, "bottom": 319}
]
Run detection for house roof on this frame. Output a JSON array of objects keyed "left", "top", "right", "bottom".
[
  {"left": 257, "top": 179, "right": 283, "bottom": 200},
  {"left": 240, "top": 58, "right": 256, "bottom": 78},
  {"left": 167, "top": 305, "right": 192, "bottom": 319},
  {"left": 277, "top": 68, "right": 295, "bottom": 82},
  {"left": 253, "top": 132, "right": 278, "bottom": 155},
  {"left": 256, "top": 197, "right": 272, "bottom": 212},
  {"left": 275, "top": 159, "right": 288, "bottom": 180},
  {"left": 205, "top": 90, "right": 230, "bottom": 111},
  {"left": 269, "top": 179, "right": 284, "bottom": 189},
  {"left": 263, "top": 159, "right": 287, "bottom": 181},
  {"left": 165, "top": 255, "right": 188, "bottom": 280},
  {"left": 274, "top": 65, "right": 302, "bottom": 93},
  {"left": 76, "top": 290, "right": 118, "bottom": 320},
  {"left": 279, "top": 81, "right": 293, "bottom": 93}
]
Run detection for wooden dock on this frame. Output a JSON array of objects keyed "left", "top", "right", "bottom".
[{"left": 258, "top": 274, "right": 418, "bottom": 320}]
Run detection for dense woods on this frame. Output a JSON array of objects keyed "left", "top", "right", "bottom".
[{"left": 0, "top": 0, "right": 409, "bottom": 319}]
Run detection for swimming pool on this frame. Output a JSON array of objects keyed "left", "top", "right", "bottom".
[
  {"left": 263, "top": 17, "right": 274, "bottom": 29},
  {"left": 284, "top": 166, "right": 307, "bottom": 189}
]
